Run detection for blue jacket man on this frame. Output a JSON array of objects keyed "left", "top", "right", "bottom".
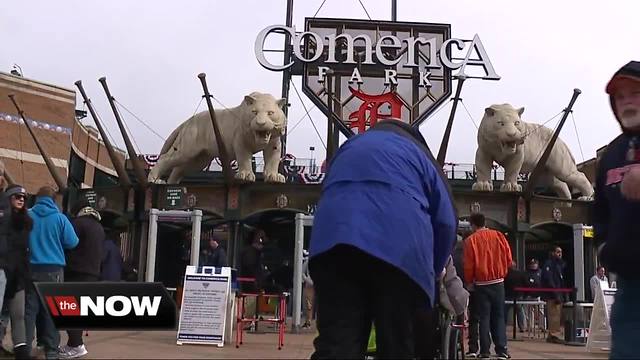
[
  {"left": 24, "top": 187, "right": 78, "bottom": 358},
  {"left": 309, "top": 119, "right": 458, "bottom": 359}
]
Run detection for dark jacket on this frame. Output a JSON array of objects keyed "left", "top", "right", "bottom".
[
  {"left": 200, "top": 247, "right": 227, "bottom": 268},
  {"left": 4, "top": 208, "right": 31, "bottom": 298},
  {"left": 504, "top": 267, "right": 530, "bottom": 300},
  {"left": 0, "top": 194, "right": 10, "bottom": 269},
  {"left": 527, "top": 268, "right": 542, "bottom": 288},
  {"left": 594, "top": 61, "right": 640, "bottom": 280},
  {"left": 541, "top": 257, "right": 567, "bottom": 302},
  {"left": 100, "top": 237, "right": 123, "bottom": 281},
  {"left": 240, "top": 246, "right": 263, "bottom": 292},
  {"left": 66, "top": 209, "right": 105, "bottom": 277}
]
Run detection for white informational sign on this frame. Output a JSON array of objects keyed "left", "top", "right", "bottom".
[
  {"left": 586, "top": 284, "right": 617, "bottom": 353},
  {"left": 177, "top": 266, "right": 231, "bottom": 347}
]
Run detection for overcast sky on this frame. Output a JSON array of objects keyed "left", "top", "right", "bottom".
[{"left": 1, "top": 0, "right": 638, "bottom": 166}]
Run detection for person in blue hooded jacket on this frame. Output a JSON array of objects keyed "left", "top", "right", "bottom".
[
  {"left": 309, "top": 119, "right": 458, "bottom": 359},
  {"left": 24, "top": 186, "right": 78, "bottom": 359}
]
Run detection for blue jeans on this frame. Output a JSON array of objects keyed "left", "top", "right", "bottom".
[
  {"left": 611, "top": 278, "right": 640, "bottom": 359},
  {"left": 25, "top": 269, "right": 63, "bottom": 359},
  {"left": 475, "top": 283, "right": 508, "bottom": 355}
]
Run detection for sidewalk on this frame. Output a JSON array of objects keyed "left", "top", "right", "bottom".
[{"left": 17, "top": 329, "right": 609, "bottom": 359}]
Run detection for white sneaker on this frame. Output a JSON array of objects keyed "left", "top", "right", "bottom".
[{"left": 59, "top": 344, "right": 88, "bottom": 359}]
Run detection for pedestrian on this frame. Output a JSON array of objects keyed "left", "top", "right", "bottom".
[
  {"left": 308, "top": 119, "right": 458, "bottom": 359},
  {"left": 415, "top": 255, "right": 469, "bottom": 359},
  {"left": 58, "top": 200, "right": 105, "bottom": 359},
  {"left": 589, "top": 266, "right": 609, "bottom": 301},
  {"left": 239, "top": 230, "right": 266, "bottom": 328},
  {"left": 100, "top": 217, "right": 127, "bottom": 282},
  {"left": 0, "top": 173, "right": 11, "bottom": 356},
  {"left": 199, "top": 237, "right": 227, "bottom": 268},
  {"left": 2, "top": 185, "right": 32, "bottom": 359},
  {"left": 594, "top": 61, "right": 640, "bottom": 359},
  {"left": 541, "top": 246, "right": 566, "bottom": 344},
  {"left": 504, "top": 261, "right": 528, "bottom": 333},
  {"left": 25, "top": 186, "right": 79, "bottom": 359},
  {"left": 301, "top": 250, "right": 314, "bottom": 329},
  {"left": 526, "top": 259, "right": 542, "bottom": 290},
  {"left": 463, "top": 213, "right": 512, "bottom": 359}
]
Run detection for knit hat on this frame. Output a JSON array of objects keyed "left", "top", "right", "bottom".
[{"left": 4, "top": 184, "right": 26, "bottom": 199}]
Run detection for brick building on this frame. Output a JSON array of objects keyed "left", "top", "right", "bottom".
[{"left": 0, "top": 71, "right": 126, "bottom": 194}]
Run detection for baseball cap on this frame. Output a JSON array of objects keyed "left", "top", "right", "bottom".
[{"left": 605, "top": 61, "right": 640, "bottom": 94}]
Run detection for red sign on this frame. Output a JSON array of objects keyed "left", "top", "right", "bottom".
[{"left": 348, "top": 87, "right": 403, "bottom": 133}]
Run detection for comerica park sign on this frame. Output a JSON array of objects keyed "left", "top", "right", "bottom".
[{"left": 255, "top": 18, "right": 500, "bottom": 136}]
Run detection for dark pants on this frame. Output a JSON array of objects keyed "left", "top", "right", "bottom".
[
  {"left": 25, "top": 269, "right": 63, "bottom": 359},
  {"left": 611, "top": 278, "right": 640, "bottom": 359},
  {"left": 468, "top": 291, "right": 480, "bottom": 353},
  {"left": 310, "top": 245, "right": 430, "bottom": 359},
  {"left": 414, "top": 305, "right": 437, "bottom": 359},
  {"left": 475, "top": 283, "right": 508, "bottom": 355},
  {"left": 65, "top": 271, "right": 99, "bottom": 347}
]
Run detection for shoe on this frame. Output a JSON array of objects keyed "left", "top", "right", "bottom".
[
  {"left": 479, "top": 354, "right": 491, "bottom": 359},
  {"left": 59, "top": 344, "right": 88, "bottom": 359},
  {"left": 465, "top": 351, "right": 479, "bottom": 358},
  {"left": 546, "top": 336, "right": 564, "bottom": 344},
  {"left": 496, "top": 351, "right": 512, "bottom": 359},
  {"left": 13, "top": 345, "right": 30, "bottom": 360},
  {"left": 302, "top": 321, "right": 311, "bottom": 329}
]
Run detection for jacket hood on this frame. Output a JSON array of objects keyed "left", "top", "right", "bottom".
[
  {"left": 30, "top": 197, "right": 61, "bottom": 218},
  {"left": 606, "top": 61, "right": 640, "bottom": 134}
]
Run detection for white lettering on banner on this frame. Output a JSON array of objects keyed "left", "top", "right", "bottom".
[
  {"left": 384, "top": 69, "right": 398, "bottom": 85},
  {"left": 317, "top": 66, "right": 330, "bottom": 83},
  {"left": 255, "top": 25, "right": 500, "bottom": 81},
  {"left": 80, "top": 296, "right": 161, "bottom": 317},
  {"left": 419, "top": 70, "right": 432, "bottom": 88},
  {"left": 348, "top": 68, "right": 364, "bottom": 84}
]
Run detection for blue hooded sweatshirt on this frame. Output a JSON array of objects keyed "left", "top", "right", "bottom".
[
  {"left": 28, "top": 196, "right": 79, "bottom": 267},
  {"left": 309, "top": 121, "right": 458, "bottom": 306}
]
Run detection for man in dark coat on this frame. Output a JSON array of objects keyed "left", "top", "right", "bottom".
[
  {"left": 60, "top": 200, "right": 105, "bottom": 358},
  {"left": 541, "top": 246, "right": 566, "bottom": 344},
  {"left": 593, "top": 60, "right": 640, "bottom": 359},
  {"left": 200, "top": 238, "right": 227, "bottom": 268}
]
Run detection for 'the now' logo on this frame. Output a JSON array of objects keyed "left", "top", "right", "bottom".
[
  {"left": 35, "top": 282, "right": 176, "bottom": 330},
  {"left": 45, "top": 296, "right": 162, "bottom": 317}
]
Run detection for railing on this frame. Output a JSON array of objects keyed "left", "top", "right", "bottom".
[{"left": 141, "top": 154, "right": 525, "bottom": 183}]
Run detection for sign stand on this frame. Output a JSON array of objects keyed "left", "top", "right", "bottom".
[
  {"left": 177, "top": 266, "right": 231, "bottom": 347},
  {"left": 586, "top": 283, "right": 616, "bottom": 353}
]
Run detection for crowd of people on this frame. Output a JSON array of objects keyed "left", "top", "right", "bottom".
[
  {"left": 304, "top": 60, "right": 640, "bottom": 359},
  {"left": 0, "top": 184, "right": 127, "bottom": 359}
]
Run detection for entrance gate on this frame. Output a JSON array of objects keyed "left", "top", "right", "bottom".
[{"left": 145, "top": 208, "right": 203, "bottom": 283}]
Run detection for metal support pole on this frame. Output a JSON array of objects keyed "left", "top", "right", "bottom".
[
  {"left": 280, "top": 0, "right": 294, "bottom": 157},
  {"left": 523, "top": 89, "right": 582, "bottom": 198},
  {"left": 8, "top": 95, "right": 67, "bottom": 193},
  {"left": 325, "top": 71, "right": 336, "bottom": 166},
  {"left": 437, "top": 76, "right": 466, "bottom": 167},
  {"left": 75, "top": 80, "right": 132, "bottom": 189},
  {"left": 198, "top": 73, "right": 233, "bottom": 184},
  {"left": 392, "top": 0, "right": 397, "bottom": 21},
  {"left": 145, "top": 208, "right": 159, "bottom": 282},
  {"left": 98, "top": 77, "right": 149, "bottom": 188},
  {"left": 292, "top": 213, "right": 305, "bottom": 332},
  {"left": 191, "top": 209, "right": 203, "bottom": 267}
]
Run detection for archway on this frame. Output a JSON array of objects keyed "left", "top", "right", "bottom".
[
  {"left": 238, "top": 208, "right": 308, "bottom": 291},
  {"left": 524, "top": 222, "right": 575, "bottom": 289}
]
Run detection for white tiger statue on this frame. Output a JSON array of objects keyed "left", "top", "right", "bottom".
[
  {"left": 148, "top": 92, "right": 287, "bottom": 184},
  {"left": 471, "top": 103, "right": 593, "bottom": 200}
]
